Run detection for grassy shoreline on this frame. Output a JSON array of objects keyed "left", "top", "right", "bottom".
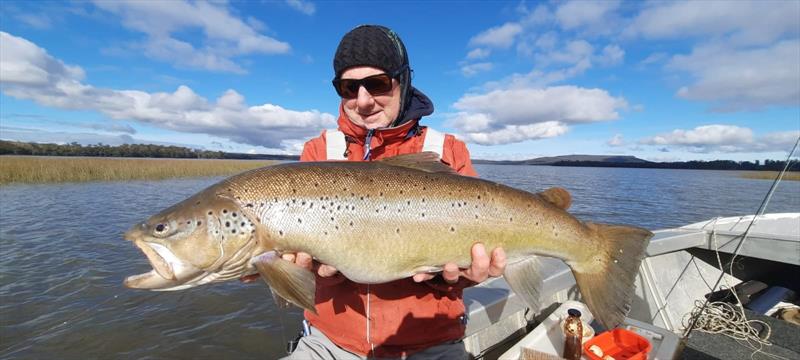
[
  {"left": 0, "top": 156, "right": 277, "bottom": 185},
  {"left": 1, "top": 156, "right": 796, "bottom": 185},
  {"left": 737, "top": 170, "right": 800, "bottom": 181}
]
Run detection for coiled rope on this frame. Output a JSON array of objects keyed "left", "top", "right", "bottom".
[{"left": 681, "top": 135, "right": 799, "bottom": 360}]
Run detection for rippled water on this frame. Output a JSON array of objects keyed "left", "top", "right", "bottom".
[{"left": 1, "top": 165, "right": 798, "bottom": 359}]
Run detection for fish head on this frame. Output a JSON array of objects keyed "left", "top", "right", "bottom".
[{"left": 123, "top": 191, "right": 259, "bottom": 290}]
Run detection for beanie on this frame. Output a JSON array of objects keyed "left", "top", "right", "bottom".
[{"left": 333, "top": 25, "right": 408, "bottom": 78}]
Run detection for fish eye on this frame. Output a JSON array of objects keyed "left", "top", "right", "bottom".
[{"left": 154, "top": 223, "right": 169, "bottom": 235}]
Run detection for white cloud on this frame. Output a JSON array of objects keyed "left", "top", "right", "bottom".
[
  {"left": 448, "top": 86, "right": 628, "bottom": 145},
  {"left": 469, "top": 22, "right": 523, "bottom": 49},
  {"left": 668, "top": 41, "right": 800, "bottom": 111},
  {"left": 285, "top": 0, "right": 316, "bottom": 15},
  {"left": 91, "top": 0, "right": 290, "bottom": 73},
  {"left": 466, "top": 48, "right": 491, "bottom": 60},
  {"left": 598, "top": 44, "right": 624, "bottom": 66},
  {"left": 639, "top": 125, "right": 799, "bottom": 153},
  {"left": 460, "top": 62, "right": 493, "bottom": 77},
  {"left": 0, "top": 32, "right": 334, "bottom": 151},
  {"left": 16, "top": 14, "right": 53, "bottom": 29},
  {"left": 555, "top": 0, "right": 620, "bottom": 32},
  {"left": 627, "top": 1, "right": 799, "bottom": 46},
  {"left": 458, "top": 122, "right": 569, "bottom": 145},
  {"left": 640, "top": 52, "right": 667, "bottom": 66},
  {"left": 607, "top": 134, "right": 624, "bottom": 147}
]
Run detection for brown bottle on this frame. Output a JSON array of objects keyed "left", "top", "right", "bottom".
[{"left": 563, "top": 308, "right": 583, "bottom": 360}]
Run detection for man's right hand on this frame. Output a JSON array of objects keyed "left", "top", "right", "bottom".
[{"left": 281, "top": 252, "right": 339, "bottom": 277}]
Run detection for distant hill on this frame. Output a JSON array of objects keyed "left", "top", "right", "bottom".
[{"left": 473, "top": 154, "right": 651, "bottom": 165}]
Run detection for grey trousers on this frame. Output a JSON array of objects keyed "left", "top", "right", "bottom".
[{"left": 282, "top": 326, "right": 468, "bottom": 360}]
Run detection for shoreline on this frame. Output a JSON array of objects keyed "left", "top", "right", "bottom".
[
  {"left": 0, "top": 156, "right": 277, "bottom": 185},
  {"left": 1, "top": 156, "right": 796, "bottom": 185}
]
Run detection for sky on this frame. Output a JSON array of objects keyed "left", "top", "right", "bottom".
[{"left": 1, "top": 0, "right": 798, "bottom": 162}]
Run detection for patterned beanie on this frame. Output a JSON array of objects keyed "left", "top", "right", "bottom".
[{"left": 333, "top": 25, "right": 408, "bottom": 79}]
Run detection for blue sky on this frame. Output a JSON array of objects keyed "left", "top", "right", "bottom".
[{"left": 1, "top": 0, "right": 798, "bottom": 161}]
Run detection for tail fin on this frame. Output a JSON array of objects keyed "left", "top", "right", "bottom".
[{"left": 573, "top": 223, "right": 652, "bottom": 329}]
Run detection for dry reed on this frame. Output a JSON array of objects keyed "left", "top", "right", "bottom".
[
  {"left": 0, "top": 156, "right": 278, "bottom": 185},
  {"left": 737, "top": 171, "right": 800, "bottom": 181}
]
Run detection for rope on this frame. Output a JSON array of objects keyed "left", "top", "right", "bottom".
[{"left": 680, "top": 136, "right": 799, "bottom": 359}]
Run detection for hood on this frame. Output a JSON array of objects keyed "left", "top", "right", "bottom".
[{"left": 337, "top": 86, "right": 434, "bottom": 144}]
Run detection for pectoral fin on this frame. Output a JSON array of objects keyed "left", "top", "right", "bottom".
[
  {"left": 503, "top": 257, "right": 544, "bottom": 312},
  {"left": 251, "top": 251, "right": 317, "bottom": 313}
]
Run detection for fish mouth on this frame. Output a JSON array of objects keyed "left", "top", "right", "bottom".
[{"left": 124, "top": 241, "right": 203, "bottom": 290}]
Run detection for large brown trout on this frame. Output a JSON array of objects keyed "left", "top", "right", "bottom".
[{"left": 123, "top": 152, "right": 652, "bottom": 328}]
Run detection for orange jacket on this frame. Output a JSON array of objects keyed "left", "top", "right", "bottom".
[{"left": 299, "top": 108, "right": 477, "bottom": 357}]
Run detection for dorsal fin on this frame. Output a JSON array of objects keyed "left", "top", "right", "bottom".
[
  {"left": 537, "top": 187, "right": 572, "bottom": 210},
  {"left": 378, "top": 152, "right": 457, "bottom": 174}
]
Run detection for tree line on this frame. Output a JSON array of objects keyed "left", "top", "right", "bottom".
[
  {"left": 1, "top": 140, "right": 794, "bottom": 170},
  {"left": 0, "top": 140, "right": 299, "bottom": 160},
  {"left": 550, "top": 159, "right": 797, "bottom": 172}
]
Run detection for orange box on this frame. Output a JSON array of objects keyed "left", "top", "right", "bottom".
[{"left": 583, "top": 328, "right": 652, "bottom": 360}]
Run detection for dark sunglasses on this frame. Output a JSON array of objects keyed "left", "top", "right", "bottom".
[
  {"left": 332, "top": 66, "right": 407, "bottom": 99},
  {"left": 332, "top": 73, "right": 394, "bottom": 99}
]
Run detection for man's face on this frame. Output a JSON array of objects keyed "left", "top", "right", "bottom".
[{"left": 340, "top": 66, "right": 401, "bottom": 129}]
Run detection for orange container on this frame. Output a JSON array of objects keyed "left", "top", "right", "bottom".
[{"left": 583, "top": 328, "right": 652, "bottom": 360}]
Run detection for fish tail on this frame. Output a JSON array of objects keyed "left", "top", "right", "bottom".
[{"left": 572, "top": 222, "right": 652, "bottom": 329}]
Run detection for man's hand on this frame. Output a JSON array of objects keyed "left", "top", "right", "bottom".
[
  {"left": 412, "top": 243, "right": 506, "bottom": 284},
  {"left": 281, "top": 252, "right": 339, "bottom": 277},
  {"left": 239, "top": 251, "right": 338, "bottom": 283}
]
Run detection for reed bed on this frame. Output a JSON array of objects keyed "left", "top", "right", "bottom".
[
  {"left": 0, "top": 156, "right": 278, "bottom": 185},
  {"left": 737, "top": 170, "right": 800, "bottom": 181}
]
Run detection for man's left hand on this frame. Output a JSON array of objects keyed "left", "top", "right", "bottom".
[{"left": 412, "top": 243, "right": 506, "bottom": 283}]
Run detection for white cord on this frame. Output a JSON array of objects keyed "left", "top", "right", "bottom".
[
  {"left": 682, "top": 223, "right": 789, "bottom": 360},
  {"left": 366, "top": 284, "right": 375, "bottom": 356}
]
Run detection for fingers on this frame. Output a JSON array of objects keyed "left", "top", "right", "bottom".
[
  {"left": 317, "top": 264, "right": 339, "bottom": 277},
  {"left": 488, "top": 247, "right": 507, "bottom": 278},
  {"left": 462, "top": 243, "right": 490, "bottom": 282},
  {"left": 442, "top": 263, "right": 460, "bottom": 284},
  {"left": 413, "top": 273, "right": 436, "bottom": 282},
  {"left": 281, "top": 252, "right": 337, "bottom": 276},
  {"left": 295, "top": 252, "right": 313, "bottom": 270}
]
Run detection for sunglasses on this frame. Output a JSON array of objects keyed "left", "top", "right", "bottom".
[{"left": 332, "top": 73, "right": 395, "bottom": 99}]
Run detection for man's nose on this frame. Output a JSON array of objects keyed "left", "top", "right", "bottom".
[{"left": 356, "top": 86, "right": 374, "bottom": 110}]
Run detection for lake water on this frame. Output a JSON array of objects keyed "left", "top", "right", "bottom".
[{"left": 1, "top": 165, "right": 798, "bottom": 359}]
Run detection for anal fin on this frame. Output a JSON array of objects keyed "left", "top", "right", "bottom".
[
  {"left": 251, "top": 251, "right": 317, "bottom": 313},
  {"left": 503, "top": 257, "right": 544, "bottom": 312}
]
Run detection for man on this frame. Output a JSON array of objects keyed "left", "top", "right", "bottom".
[{"left": 284, "top": 25, "right": 506, "bottom": 360}]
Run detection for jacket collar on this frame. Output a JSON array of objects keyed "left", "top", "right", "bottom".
[{"left": 336, "top": 87, "right": 434, "bottom": 146}]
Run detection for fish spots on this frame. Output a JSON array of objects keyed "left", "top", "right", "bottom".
[
  {"left": 349, "top": 221, "right": 354, "bottom": 227},
  {"left": 223, "top": 209, "right": 228, "bottom": 214},
  {"left": 208, "top": 211, "right": 213, "bottom": 215},
  {"left": 450, "top": 226, "right": 456, "bottom": 233},
  {"left": 225, "top": 221, "right": 231, "bottom": 227},
  {"left": 297, "top": 218, "right": 303, "bottom": 224},
  {"left": 197, "top": 221, "right": 202, "bottom": 226},
  {"left": 396, "top": 228, "right": 400, "bottom": 234},
  {"left": 279, "top": 230, "right": 284, "bottom": 236}
]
